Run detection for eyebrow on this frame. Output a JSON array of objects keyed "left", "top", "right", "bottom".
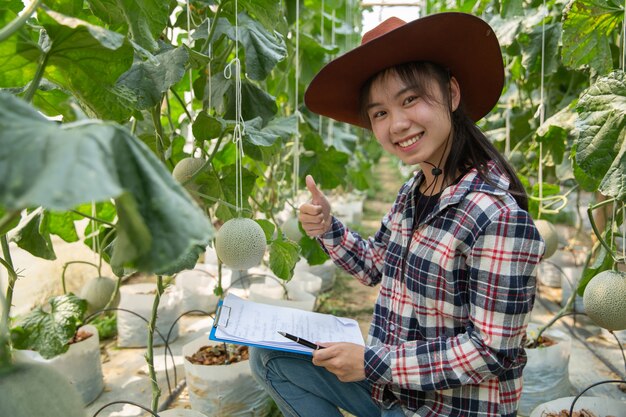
[{"left": 365, "top": 86, "right": 416, "bottom": 111}]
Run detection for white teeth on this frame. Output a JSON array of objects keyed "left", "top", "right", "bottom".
[{"left": 398, "top": 134, "right": 421, "bottom": 148}]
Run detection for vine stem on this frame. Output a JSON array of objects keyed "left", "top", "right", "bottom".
[
  {"left": 0, "top": 289, "right": 11, "bottom": 371},
  {"left": 61, "top": 260, "right": 100, "bottom": 294},
  {"left": 23, "top": 49, "right": 50, "bottom": 103},
  {"left": 0, "top": 0, "right": 42, "bottom": 42},
  {"left": 588, "top": 197, "right": 620, "bottom": 262},
  {"left": 146, "top": 276, "right": 165, "bottom": 412},
  {"left": 534, "top": 288, "right": 577, "bottom": 343},
  {"left": 0, "top": 236, "right": 17, "bottom": 332}
]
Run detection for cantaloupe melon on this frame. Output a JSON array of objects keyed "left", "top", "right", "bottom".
[
  {"left": 80, "top": 276, "right": 120, "bottom": 315},
  {"left": 535, "top": 219, "right": 558, "bottom": 259},
  {"left": 0, "top": 361, "right": 86, "bottom": 417},
  {"left": 282, "top": 216, "right": 303, "bottom": 242},
  {"left": 215, "top": 218, "right": 267, "bottom": 270},
  {"left": 583, "top": 270, "right": 626, "bottom": 331},
  {"left": 173, "top": 157, "right": 205, "bottom": 191}
]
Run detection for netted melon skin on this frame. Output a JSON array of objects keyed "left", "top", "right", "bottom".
[
  {"left": 583, "top": 270, "right": 626, "bottom": 331},
  {"left": 215, "top": 218, "right": 267, "bottom": 270}
]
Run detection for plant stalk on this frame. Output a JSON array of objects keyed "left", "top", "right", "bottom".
[
  {"left": 23, "top": 48, "right": 50, "bottom": 103},
  {"left": 534, "top": 289, "right": 577, "bottom": 343},
  {"left": 588, "top": 197, "right": 619, "bottom": 262},
  {"left": 0, "top": 236, "right": 17, "bottom": 326},
  {"left": 61, "top": 260, "right": 101, "bottom": 294},
  {"left": 146, "top": 275, "right": 165, "bottom": 412},
  {"left": 150, "top": 105, "right": 167, "bottom": 164},
  {"left": 0, "top": 0, "right": 42, "bottom": 42}
]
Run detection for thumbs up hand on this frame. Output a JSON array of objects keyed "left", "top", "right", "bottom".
[{"left": 299, "top": 175, "right": 332, "bottom": 237}]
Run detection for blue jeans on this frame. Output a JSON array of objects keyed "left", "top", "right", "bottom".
[{"left": 249, "top": 347, "right": 406, "bottom": 417}]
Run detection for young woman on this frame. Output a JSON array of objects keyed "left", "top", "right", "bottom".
[{"left": 250, "top": 12, "right": 545, "bottom": 417}]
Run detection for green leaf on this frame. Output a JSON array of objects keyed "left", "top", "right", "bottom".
[
  {"left": 110, "top": 193, "right": 152, "bottom": 270},
  {"left": 86, "top": 0, "right": 171, "bottom": 52},
  {"left": 11, "top": 294, "right": 87, "bottom": 359},
  {"left": 36, "top": 9, "right": 134, "bottom": 121},
  {"left": 214, "top": 13, "right": 286, "bottom": 81},
  {"left": 10, "top": 209, "right": 56, "bottom": 260},
  {"left": 113, "top": 46, "right": 189, "bottom": 110},
  {"left": 0, "top": 207, "right": 20, "bottom": 235},
  {"left": 562, "top": 0, "right": 622, "bottom": 74},
  {"left": 192, "top": 111, "right": 224, "bottom": 142},
  {"left": 43, "top": 0, "right": 83, "bottom": 16},
  {"left": 299, "top": 133, "right": 349, "bottom": 189},
  {"left": 210, "top": 72, "right": 278, "bottom": 123},
  {"left": 256, "top": 219, "right": 275, "bottom": 242},
  {"left": 489, "top": 15, "right": 523, "bottom": 47},
  {"left": 269, "top": 236, "right": 300, "bottom": 280},
  {"left": 44, "top": 9, "right": 126, "bottom": 50},
  {"left": 519, "top": 22, "right": 560, "bottom": 77},
  {"left": 577, "top": 244, "right": 613, "bottom": 295},
  {"left": 0, "top": 9, "right": 41, "bottom": 88},
  {"left": 299, "top": 234, "right": 330, "bottom": 266},
  {"left": 244, "top": 117, "right": 280, "bottom": 147},
  {"left": 47, "top": 211, "right": 80, "bottom": 243},
  {"left": 238, "top": 0, "right": 285, "bottom": 32},
  {"left": 575, "top": 71, "right": 626, "bottom": 200},
  {"left": 199, "top": 165, "right": 257, "bottom": 221},
  {"left": 0, "top": 93, "right": 213, "bottom": 275}
]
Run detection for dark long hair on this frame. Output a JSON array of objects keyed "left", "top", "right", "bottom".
[{"left": 359, "top": 61, "right": 528, "bottom": 211}]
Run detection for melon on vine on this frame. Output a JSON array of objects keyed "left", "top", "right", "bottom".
[
  {"left": 282, "top": 216, "right": 303, "bottom": 242},
  {"left": 215, "top": 218, "right": 267, "bottom": 270},
  {"left": 80, "top": 276, "right": 120, "bottom": 315},
  {"left": 583, "top": 270, "right": 626, "bottom": 331},
  {"left": 172, "top": 157, "right": 205, "bottom": 191},
  {"left": 535, "top": 219, "right": 558, "bottom": 259},
  {"left": 0, "top": 361, "right": 87, "bottom": 417}
]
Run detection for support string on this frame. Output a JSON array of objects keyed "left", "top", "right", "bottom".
[
  {"left": 293, "top": 0, "right": 301, "bottom": 199},
  {"left": 224, "top": 0, "right": 244, "bottom": 214},
  {"left": 318, "top": 0, "right": 325, "bottom": 136},
  {"left": 535, "top": 1, "right": 547, "bottom": 218}
]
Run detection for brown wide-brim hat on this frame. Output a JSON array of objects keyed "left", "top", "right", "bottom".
[{"left": 304, "top": 12, "right": 504, "bottom": 129}]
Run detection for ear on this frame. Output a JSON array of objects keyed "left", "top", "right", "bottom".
[{"left": 449, "top": 76, "right": 461, "bottom": 112}]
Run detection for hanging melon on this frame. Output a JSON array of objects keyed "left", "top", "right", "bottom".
[
  {"left": 535, "top": 219, "right": 558, "bottom": 259},
  {"left": 173, "top": 157, "right": 205, "bottom": 192},
  {"left": 282, "top": 216, "right": 303, "bottom": 242},
  {"left": 80, "top": 276, "right": 120, "bottom": 315},
  {"left": 215, "top": 218, "right": 267, "bottom": 270},
  {"left": 0, "top": 361, "right": 87, "bottom": 417},
  {"left": 583, "top": 270, "right": 626, "bottom": 331}
]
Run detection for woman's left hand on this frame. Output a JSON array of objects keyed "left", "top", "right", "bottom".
[{"left": 312, "top": 342, "right": 366, "bottom": 382}]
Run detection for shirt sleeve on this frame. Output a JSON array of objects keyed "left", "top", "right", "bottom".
[
  {"left": 317, "top": 186, "right": 408, "bottom": 287},
  {"left": 363, "top": 207, "right": 545, "bottom": 391}
]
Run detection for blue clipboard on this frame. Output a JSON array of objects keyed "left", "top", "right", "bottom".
[{"left": 208, "top": 298, "right": 314, "bottom": 356}]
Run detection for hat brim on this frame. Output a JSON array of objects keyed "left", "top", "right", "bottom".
[{"left": 304, "top": 12, "right": 504, "bottom": 129}]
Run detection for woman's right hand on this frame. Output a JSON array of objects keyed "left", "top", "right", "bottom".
[{"left": 299, "top": 175, "right": 332, "bottom": 237}]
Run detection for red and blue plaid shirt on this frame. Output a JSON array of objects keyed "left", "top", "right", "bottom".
[{"left": 319, "top": 162, "right": 544, "bottom": 417}]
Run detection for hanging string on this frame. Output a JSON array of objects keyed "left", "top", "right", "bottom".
[
  {"left": 535, "top": 0, "right": 547, "bottom": 218},
  {"left": 318, "top": 0, "right": 325, "bottom": 136},
  {"left": 326, "top": 9, "right": 337, "bottom": 144},
  {"left": 185, "top": 0, "right": 197, "bottom": 154},
  {"left": 622, "top": 0, "right": 625, "bottom": 71},
  {"left": 292, "top": 0, "right": 301, "bottom": 199},
  {"left": 505, "top": 104, "right": 511, "bottom": 157},
  {"left": 622, "top": 203, "right": 625, "bottom": 262},
  {"left": 224, "top": 0, "right": 244, "bottom": 214}
]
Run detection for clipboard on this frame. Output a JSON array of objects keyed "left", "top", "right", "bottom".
[{"left": 208, "top": 294, "right": 365, "bottom": 356}]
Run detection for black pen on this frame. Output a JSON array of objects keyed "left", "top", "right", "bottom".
[{"left": 278, "top": 331, "right": 325, "bottom": 350}]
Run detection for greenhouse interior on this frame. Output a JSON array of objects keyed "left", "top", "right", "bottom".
[{"left": 0, "top": 0, "right": 625, "bottom": 416}]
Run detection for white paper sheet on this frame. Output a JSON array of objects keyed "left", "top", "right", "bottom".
[{"left": 213, "top": 294, "right": 365, "bottom": 353}]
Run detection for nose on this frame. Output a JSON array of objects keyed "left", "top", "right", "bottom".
[{"left": 390, "top": 110, "right": 411, "bottom": 134}]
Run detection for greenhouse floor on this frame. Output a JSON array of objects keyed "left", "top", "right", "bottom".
[{"left": 73, "top": 271, "right": 626, "bottom": 417}]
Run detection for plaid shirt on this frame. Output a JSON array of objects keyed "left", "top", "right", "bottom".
[{"left": 319, "top": 162, "right": 544, "bottom": 417}]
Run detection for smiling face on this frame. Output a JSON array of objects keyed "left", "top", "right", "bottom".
[{"left": 364, "top": 65, "right": 461, "bottom": 170}]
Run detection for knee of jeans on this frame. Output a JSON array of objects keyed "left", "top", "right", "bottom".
[{"left": 248, "top": 347, "right": 267, "bottom": 383}]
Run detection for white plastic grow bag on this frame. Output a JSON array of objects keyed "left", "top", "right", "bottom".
[
  {"left": 248, "top": 278, "right": 316, "bottom": 311},
  {"left": 519, "top": 326, "right": 572, "bottom": 416},
  {"left": 182, "top": 334, "right": 269, "bottom": 417},
  {"left": 529, "top": 396, "right": 626, "bottom": 417},
  {"left": 117, "top": 283, "right": 183, "bottom": 348},
  {"left": 175, "top": 265, "right": 232, "bottom": 314},
  {"left": 14, "top": 324, "right": 104, "bottom": 405},
  {"left": 294, "top": 259, "right": 337, "bottom": 292}
]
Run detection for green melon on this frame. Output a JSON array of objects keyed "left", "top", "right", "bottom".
[
  {"left": 80, "top": 276, "right": 120, "bottom": 315},
  {"left": 583, "top": 270, "right": 626, "bottom": 331},
  {"left": 535, "top": 219, "right": 558, "bottom": 259},
  {"left": 215, "top": 218, "right": 267, "bottom": 270},
  {"left": 282, "top": 216, "right": 303, "bottom": 242},
  {"left": 0, "top": 361, "right": 87, "bottom": 417},
  {"left": 172, "top": 157, "right": 205, "bottom": 191}
]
